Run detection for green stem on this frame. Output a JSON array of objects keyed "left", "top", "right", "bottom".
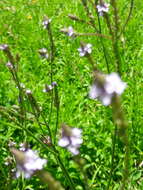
[
  {"left": 97, "top": 14, "right": 110, "bottom": 73},
  {"left": 56, "top": 155, "right": 75, "bottom": 190},
  {"left": 107, "top": 124, "right": 117, "bottom": 189}
]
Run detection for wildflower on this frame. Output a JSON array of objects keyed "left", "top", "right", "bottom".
[
  {"left": 89, "top": 72, "right": 126, "bottom": 106},
  {"left": 38, "top": 48, "right": 49, "bottom": 59},
  {"left": 43, "top": 82, "right": 57, "bottom": 93},
  {"left": 20, "top": 83, "right": 25, "bottom": 89},
  {"left": 58, "top": 125, "right": 83, "bottom": 155},
  {"left": 26, "top": 89, "right": 32, "bottom": 94},
  {"left": 4, "top": 156, "right": 13, "bottom": 166},
  {"left": 67, "top": 26, "right": 74, "bottom": 37},
  {"left": 19, "top": 143, "right": 27, "bottom": 152},
  {"left": 8, "top": 140, "right": 16, "bottom": 147},
  {"left": 42, "top": 18, "right": 51, "bottom": 29},
  {"left": 6, "top": 61, "right": 13, "bottom": 69},
  {"left": 0, "top": 44, "right": 8, "bottom": 51},
  {"left": 97, "top": 3, "right": 109, "bottom": 16},
  {"left": 78, "top": 43, "right": 92, "bottom": 57},
  {"left": 61, "top": 26, "right": 75, "bottom": 37},
  {"left": 11, "top": 148, "right": 47, "bottom": 178}
]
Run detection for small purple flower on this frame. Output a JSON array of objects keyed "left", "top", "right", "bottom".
[
  {"left": 78, "top": 43, "right": 92, "bottom": 57},
  {"left": 61, "top": 26, "right": 75, "bottom": 37},
  {"left": 11, "top": 148, "right": 47, "bottom": 179},
  {"left": 43, "top": 82, "right": 57, "bottom": 93},
  {"left": 0, "top": 44, "right": 8, "bottom": 51},
  {"left": 42, "top": 18, "right": 51, "bottom": 29},
  {"left": 89, "top": 73, "right": 126, "bottom": 106},
  {"left": 19, "top": 143, "right": 27, "bottom": 152},
  {"left": 39, "top": 48, "right": 49, "bottom": 59},
  {"left": 67, "top": 26, "right": 74, "bottom": 37},
  {"left": 97, "top": 3, "right": 109, "bottom": 16},
  {"left": 58, "top": 125, "right": 83, "bottom": 155},
  {"left": 6, "top": 61, "right": 13, "bottom": 69}
]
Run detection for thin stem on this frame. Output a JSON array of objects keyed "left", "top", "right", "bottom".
[
  {"left": 112, "top": 95, "right": 130, "bottom": 190},
  {"left": 105, "top": 14, "right": 121, "bottom": 74},
  {"left": 81, "top": 0, "right": 99, "bottom": 31},
  {"left": 68, "top": 14, "right": 98, "bottom": 29},
  {"left": 110, "top": 0, "right": 122, "bottom": 74},
  {"left": 75, "top": 157, "right": 90, "bottom": 190},
  {"left": 119, "top": 0, "right": 134, "bottom": 38},
  {"left": 106, "top": 124, "right": 117, "bottom": 189},
  {"left": 1, "top": 120, "right": 56, "bottom": 155},
  {"left": 54, "top": 86, "right": 60, "bottom": 144},
  {"left": 77, "top": 32, "right": 111, "bottom": 39},
  {"left": 46, "top": 20, "right": 55, "bottom": 127},
  {"left": 3, "top": 47, "right": 26, "bottom": 124},
  {"left": 26, "top": 95, "right": 45, "bottom": 135},
  {"left": 56, "top": 155, "right": 75, "bottom": 190},
  {"left": 97, "top": 14, "right": 110, "bottom": 73}
]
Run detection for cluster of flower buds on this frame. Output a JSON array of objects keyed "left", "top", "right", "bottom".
[
  {"left": 42, "top": 17, "right": 52, "bottom": 29},
  {"left": 0, "top": 44, "right": 9, "bottom": 51},
  {"left": 78, "top": 43, "right": 92, "bottom": 57},
  {"left": 43, "top": 81, "right": 57, "bottom": 93},
  {"left": 61, "top": 26, "right": 75, "bottom": 37},
  {"left": 97, "top": 2, "right": 109, "bottom": 16},
  {"left": 11, "top": 148, "right": 47, "bottom": 178},
  {"left": 58, "top": 124, "right": 83, "bottom": 155},
  {"left": 8, "top": 140, "right": 16, "bottom": 148},
  {"left": 89, "top": 72, "right": 126, "bottom": 106},
  {"left": 38, "top": 48, "right": 49, "bottom": 59}
]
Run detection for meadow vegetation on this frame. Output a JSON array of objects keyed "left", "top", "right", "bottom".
[{"left": 0, "top": 0, "right": 143, "bottom": 189}]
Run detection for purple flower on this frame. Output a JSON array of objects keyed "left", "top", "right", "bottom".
[
  {"left": 11, "top": 148, "right": 47, "bottom": 178},
  {"left": 61, "top": 26, "right": 75, "bottom": 37},
  {"left": 42, "top": 18, "right": 51, "bottom": 29},
  {"left": 97, "top": 3, "right": 109, "bottom": 16},
  {"left": 78, "top": 44, "right": 92, "bottom": 57},
  {"left": 6, "top": 61, "right": 13, "bottom": 69},
  {"left": 89, "top": 73, "right": 127, "bottom": 106},
  {"left": 0, "top": 44, "right": 8, "bottom": 51},
  {"left": 67, "top": 26, "right": 74, "bottom": 37},
  {"left": 39, "top": 48, "right": 49, "bottom": 59},
  {"left": 58, "top": 125, "right": 83, "bottom": 155}
]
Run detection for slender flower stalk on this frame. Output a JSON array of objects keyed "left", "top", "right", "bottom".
[
  {"left": 53, "top": 84, "right": 60, "bottom": 144},
  {"left": 80, "top": 0, "right": 98, "bottom": 31},
  {"left": 111, "top": 95, "right": 130, "bottom": 190},
  {"left": 26, "top": 90, "right": 52, "bottom": 140},
  {"left": 37, "top": 170, "right": 65, "bottom": 190},
  {"left": 43, "top": 17, "right": 56, "bottom": 129},
  {"left": 0, "top": 44, "right": 26, "bottom": 123},
  {"left": 119, "top": 0, "right": 134, "bottom": 37}
]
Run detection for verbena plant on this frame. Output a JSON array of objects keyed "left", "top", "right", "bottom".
[{"left": 1, "top": 0, "right": 141, "bottom": 190}]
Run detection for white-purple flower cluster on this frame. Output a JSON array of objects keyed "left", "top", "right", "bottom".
[
  {"left": 42, "top": 18, "right": 51, "bottom": 29},
  {"left": 14, "top": 149, "right": 47, "bottom": 178},
  {"left": 6, "top": 61, "right": 13, "bottom": 69},
  {"left": 0, "top": 44, "right": 8, "bottom": 50},
  {"left": 67, "top": 26, "right": 74, "bottom": 37},
  {"left": 39, "top": 48, "right": 49, "bottom": 59},
  {"left": 43, "top": 82, "right": 57, "bottom": 93},
  {"left": 97, "top": 3, "right": 109, "bottom": 16},
  {"left": 61, "top": 26, "right": 75, "bottom": 37},
  {"left": 58, "top": 126, "right": 83, "bottom": 155},
  {"left": 78, "top": 44, "right": 92, "bottom": 57},
  {"left": 89, "top": 73, "right": 127, "bottom": 106}
]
